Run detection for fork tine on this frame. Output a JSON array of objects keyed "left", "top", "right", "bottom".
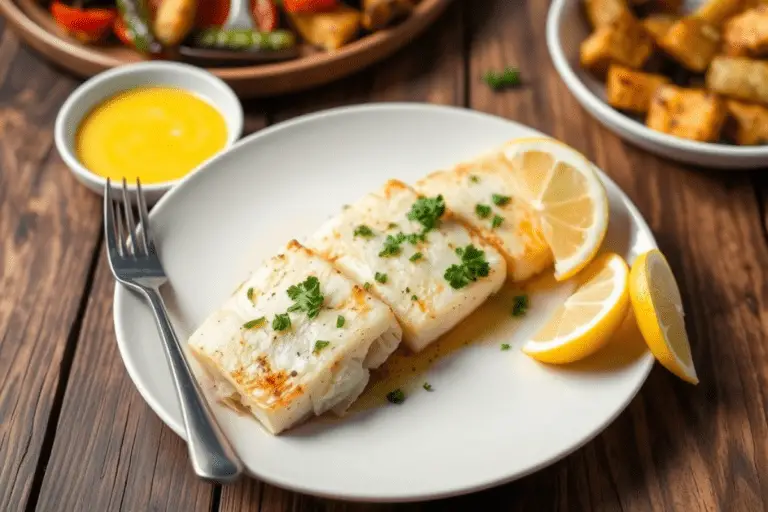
[
  {"left": 135, "top": 178, "right": 152, "bottom": 255},
  {"left": 104, "top": 178, "right": 119, "bottom": 257},
  {"left": 122, "top": 178, "right": 139, "bottom": 257},
  {"left": 115, "top": 197, "right": 128, "bottom": 257}
]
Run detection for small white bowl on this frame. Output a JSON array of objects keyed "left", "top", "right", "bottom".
[
  {"left": 55, "top": 61, "right": 244, "bottom": 203},
  {"left": 546, "top": 0, "right": 768, "bottom": 169}
]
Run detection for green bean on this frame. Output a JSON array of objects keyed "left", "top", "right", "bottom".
[{"left": 193, "top": 29, "right": 297, "bottom": 52}]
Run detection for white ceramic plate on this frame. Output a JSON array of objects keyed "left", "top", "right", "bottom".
[
  {"left": 114, "top": 104, "right": 656, "bottom": 502},
  {"left": 547, "top": 0, "right": 768, "bottom": 169}
]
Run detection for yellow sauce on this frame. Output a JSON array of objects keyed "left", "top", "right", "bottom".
[{"left": 76, "top": 87, "right": 228, "bottom": 184}]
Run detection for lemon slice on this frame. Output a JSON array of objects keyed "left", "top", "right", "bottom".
[
  {"left": 630, "top": 250, "right": 698, "bottom": 384},
  {"left": 522, "top": 253, "right": 630, "bottom": 364},
  {"left": 502, "top": 138, "right": 609, "bottom": 281}
]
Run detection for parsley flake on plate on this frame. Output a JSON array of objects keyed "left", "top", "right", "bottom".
[
  {"left": 313, "top": 340, "right": 331, "bottom": 354},
  {"left": 407, "top": 195, "right": 445, "bottom": 232},
  {"left": 354, "top": 224, "right": 375, "bottom": 238},
  {"left": 483, "top": 67, "right": 521, "bottom": 90},
  {"left": 386, "top": 388, "right": 406, "bottom": 404},
  {"left": 379, "top": 233, "right": 406, "bottom": 257},
  {"left": 444, "top": 245, "right": 490, "bottom": 290},
  {"left": 272, "top": 313, "right": 291, "bottom": 331},
  {"left": 410, "top": 252, "right": 423, "bottom": 262},
  {"left": 469, "top": 175, "right": 480, "bottom": 184},
  {"left": 492, "top": 194, "right": 511, "bottom": 206},
  {"left": 512, "top": 294, "right": 529, "bottom": 317},
  {"left": 364, "top": 282, "right": 372, "bottom": 291},
  {"left": 375, "top": 272, "right": 388, "bottom": 284},
  {"left": 475, "top": 204, "right": 492, "bottom": 219},
  {"left": 246, "top": 287, "right": 255, "bottom": 303},
  {"left": 423, "top": 382, "right": 434, "bottom": 392},
  {"left": 286, "top": 276, "right": 324, "bottom": 319},
  {"left": 242, "top": 317, "right": 266, "bottom": 330},
  {"left": 336, "top": 315, "right": 345, "bottom": 328},
  {"left": 491, "top": 215, "right": 504, "bottom": 229},
  {"left": 411, "top": 295, "right": 418, "bottom": 301},
  {"left": 501, "top": 343, "right": 511, "bottom": 351}
]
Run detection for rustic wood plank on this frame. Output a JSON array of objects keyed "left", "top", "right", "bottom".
[
  {"left": 467, "top": 1, "right": 768, "bottom": 511},
  {"left": 33, "top": 108, "right": 269, "bottom": 511},
  {"left": 0, "top": 27, "right": 104, "bottom": 511},
  {"left": 217, "top": 3, "right": 465, "bottom": 511}
]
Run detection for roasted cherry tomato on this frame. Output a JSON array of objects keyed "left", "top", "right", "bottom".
[
  {"left": 112, "top": 16, "right": 133, "bottom": 45},
  {"left": 282, "top": 0, "right": 338, "bottom": 13},
  {"left": 197, "top": 0, "right": 279, "bottom": 31},
  {"left": 253, "top": 0, "right": 278, "bottom": 32},
  {"left": 50, "top": 1, "right": 117, "bottom": 43}
]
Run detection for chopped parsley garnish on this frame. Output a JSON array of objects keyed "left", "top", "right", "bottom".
[
  {"left": 492, "top": 194, "right": 511, "bottom": 206},
  {"left": 501, "top": 343, "right": 511, "bottom": 351},
  {"left": 410, "top": 252, "right": 423, "bottom": 262},
  {"left": 407, "top": 195, "right": 445, "bottom": 232},
  {"left": 354, "top": 224, "right": 375, "bottom": 238},
  {"left": 364, "top": 282, "right": 372, "bottom": 291},
  {"left": 405, "top": 287, "right": 411, "bottom": 293},
  {"left": 512, "top": 294, "right": 529, "bottom": 317},
  {"left": 379, "top": 233, "right": 406, "bottom": 257},
  {"left": 242, "top": 317, "right": 266, "bottom": 330},
  {"left": 386, "top": 388, "right": 406, "bottom": 404},
  {"left": 272, "top": 313, "right": 291, "bottom": 331},
  {"left": 246, "top": 287, "right": 255, "bottom": 303},
  {"left": 406, "top": 232, "right": 426, "bottom": 244},
  {"left": 483, "top": 67, "right": 521, "bottom": 90},
  {"left": 491, "top": 215, "right": 504, "bottom": 229},
  {"left": 469, "top": 175, "right": 480, "bottom": 184},
  {"left": 286, "top": 276, "right": 324, "bottom": 319},
  {"left": 336, "top": 315, "right": 345, "bottom": 328},
  {"left": 475, "top": 204, "right": 492, "bottom": 219},
  {"left": 423, "top": 382, "right": 434, "bottom": 392},
  {"left": 444, "top": 245, "right": 490, "bottom": 289},
  {"left": 375, "top": 272, "right": 388, "bottom": 284},
  {"left": 313, "top": 340, "right": 331, "bottom": 354},
  {"left": 388, "top": 222, "right": 399, "bottom": 229},
  {"left": 411, "top": 295, "right": 418, "bottom": 301}
]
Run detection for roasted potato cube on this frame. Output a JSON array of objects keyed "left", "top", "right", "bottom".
[
  {"left": 580, "top": 15, "right": 653, "bottom": 75},
  {"left": 659, "top": 18, "right": 721, "bottom": 72},
  {"left": 706, "top": 56, "right": 768, "bottom": 105},
  {"left": 722, "top": 7, "right": 768, "bottom": 56},
  {"left": 362, "top": 0, "right": 415, "bottom": 31},
  {"left": 693, "top": 0, "right": 746, "bottom": 26},
  {"left": 288, "top": 4, "right": 361, "bottom": 51},
  {"left": 642, "top": 14, "right": 680, "bottom": 44},
  {"left": 607, "top": 66, "right": 671, "bottom": 113},
  {"left": 646, "top": 86, "right": 726, "bottom": 141},
  {"left": 583, "top": 0, "right": 632, "bottom": 28},
  {"left": 724, "top": 100, "right": 768, "bottom": 144}
]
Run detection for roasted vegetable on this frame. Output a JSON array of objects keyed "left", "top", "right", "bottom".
[
  {"left": 579, "top": 13, "right": 653, "bottom": 76},
  {"left": 646, "top": 85, "right": 726, "bottom": 141},
  {"left": 693, "top": 0, "right": 745, "bottom": 27},
  {"left": 154, "top": 0, "right": 196, "bottom": 46},
  {"left": 195, "top": 0, "right": 229, "bottom": 28},
  {"left": 641, "top": 14, "right": 679, "bottom": 45},
  {"left": 283, "top": 0, "right": 340, "bottom": 13},
  {"left": 722, "top": 7, "right": 768, "bottom": 57},
  {"left": 724, "top": 100, "right": 768, "bottom": 144},
  {"left": 116, "top": 0, "right": 162, "bottom": 54},
  {"left": 287, "top": 4, "right": 361, "bottom": 50},
  {"left": 706, "top": 56, "right": 768, "bottom": 106},
  {"left": 362, "top": 0, "right": 415, "bottom": 31},
  {"left": 659, "top": 17, "right": 720, "bottom": 72},
  {"left": 583, "top": 0, "right": 631, "bottom": 28},
  {"left": 253, "top": 0, "right": 279, "bottom": 32},
  {"left": 50, "top": 1, "right": 117, "bottom": 43},
  {"left": 194, "top": 28, "right": 297, "bottom": 51},
  {"left": 606, "top": 65, "right": 670, "bottom": 113}
]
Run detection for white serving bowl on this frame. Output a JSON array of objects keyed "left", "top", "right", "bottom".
[
  {"left": 546, "top": 0, "right": 768, "bottom": 169},
  {"left": 55, "top": 61, "right": 244, "bottom": 203}
]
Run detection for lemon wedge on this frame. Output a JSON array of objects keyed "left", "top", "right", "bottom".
[
  {"left": 502, "top": 138, "right": 609, "bottom": 281},
  {"left": 630, "top": 249, "right": 698, "bottom": 384},
  {"left": 522, "top": 253, "right": 630, "bottom": 364}
]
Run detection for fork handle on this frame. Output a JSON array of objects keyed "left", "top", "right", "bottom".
[{"left": 143, "top": 288, "right": 244, "bottom": 483}]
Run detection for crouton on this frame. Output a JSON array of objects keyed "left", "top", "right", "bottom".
[
  {"left": 659, "top": 17, "right": 721, "bottom": 72},
  {"left": 607, "top": 66, "right": 671, "bottom": 113},
  {"left": 642, "top": 14, "right": 680, "bottom": 44},
  {"left": 580, "top": 14, "right": 654, "bottom": 75},
  {"left": 583, "top": 0, "right": 632, "bottom": 28},
  {"left": 706, "top": 56, "right": 768, "bottom": 105},
  {"left": 693, "top": 0, "right": 746, "bottom": 26},
  {"left": 724, "top": 100, "right": 768, "bottom": 144},
  {"left": 722, "top": 7, "right": 768, "bottom": 56},
  {"left": 646, "top": 85, "right": 726, "bottom": 141}
]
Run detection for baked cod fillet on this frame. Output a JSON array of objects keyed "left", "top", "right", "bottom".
[
  {"left": 416, "top": 150, "right": 553, "bottom": 282},
  {"left": 306, "top": 180, "right": 506, "bottom": 353},
  {"left": 188, "top": 240, "right": 402, "bottom": 435}
]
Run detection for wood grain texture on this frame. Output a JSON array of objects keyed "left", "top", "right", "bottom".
[
  {"left": 0, "top": 26, "right": 103, "bottom": 512},
  {"left": 468, "top": 1, "right": 768, "bottom": 511}
]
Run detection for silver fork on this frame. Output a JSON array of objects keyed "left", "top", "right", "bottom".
[{"left": 105, "top": 178, "right": 243, "bottom": 483}]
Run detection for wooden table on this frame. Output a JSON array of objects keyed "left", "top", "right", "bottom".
[{"left": 2, "top": 2, "right": 767, "bottom": 510}]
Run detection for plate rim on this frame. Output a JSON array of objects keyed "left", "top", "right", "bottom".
[
  {"left": 113, "top": 102, "right": 656, "bottom": 502},
  {"left": 546, "top": 0, "right": 768, "bottom": 165}
]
